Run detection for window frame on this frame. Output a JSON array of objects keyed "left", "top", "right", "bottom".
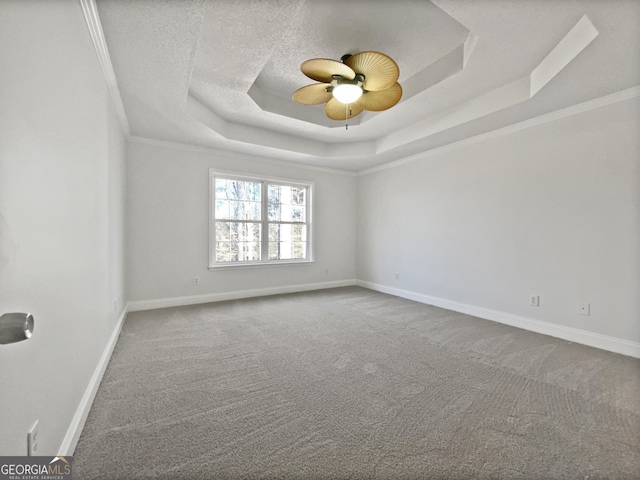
[{"left": 208, "top": 169, "right": 314, "bottom": 269}]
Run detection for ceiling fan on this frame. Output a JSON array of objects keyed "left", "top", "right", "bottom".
[{"left": 292, "top": 51, "right": 402, "bottom": 122}]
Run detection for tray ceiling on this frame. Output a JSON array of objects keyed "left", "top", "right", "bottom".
[{"left": 95, "top": 0, "right": 640, "bottom": 172}]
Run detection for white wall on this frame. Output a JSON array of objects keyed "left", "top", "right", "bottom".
[
  {"left": 0, "top": 0, "right": 126, "bottom": 455},
  {"left": 357, "top": 98, "right": 640, "bottom": 346},
  {"left": 126, "top": 140, "right": 357, "bottom": 304}
]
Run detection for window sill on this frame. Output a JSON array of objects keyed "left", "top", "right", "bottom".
[{"left": 208, "top": 260, "right": 315, "bottom": 271}]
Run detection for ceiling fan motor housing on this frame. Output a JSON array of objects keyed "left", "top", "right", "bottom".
[{"left": 331, "top": 74, "right": 365, "bottom": 89}]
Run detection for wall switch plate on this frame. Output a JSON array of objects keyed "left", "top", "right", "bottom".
[
  {"left": 578, "top": 302, "right": 590, "bottom": 316},
  {"left": 27, "top": 420, "right": 39, "bottom": 456},
  {"left": 395, "top": 272, "right": 399, "bottom": 280},
  {"left": 193, "top": 277, "right": 200, "bottom": 285},
  {"left": 529, "top": 295, "right": 539, "bottom": 307}
]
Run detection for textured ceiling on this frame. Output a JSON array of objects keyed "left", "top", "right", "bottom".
[{"left": 96, "top": 0, "right": 640, "bottom": 172}]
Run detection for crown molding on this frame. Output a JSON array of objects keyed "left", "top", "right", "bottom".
[
  {"left": 79, "top": 0, "right": 130, "bottom": 135},
  {"left": 358, "top": 85, "right": 640, "bottom": 176},
  {"left": 129, "top": 83, "right": 639, "bottom": 179}
]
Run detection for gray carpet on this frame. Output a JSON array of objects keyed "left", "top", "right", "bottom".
[{"left": 74, "top": 287, "right": 640, "bottom": 479}]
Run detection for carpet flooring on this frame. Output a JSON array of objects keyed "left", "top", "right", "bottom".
[{"left": 74, "top": 287, "right": 640, "bottom": 479}]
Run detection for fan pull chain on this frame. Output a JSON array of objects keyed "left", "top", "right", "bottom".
[{"left": 345, "top": 104, "right": 350, "bottom": 130}]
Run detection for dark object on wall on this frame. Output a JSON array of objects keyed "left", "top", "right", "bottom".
[{"left": 0, "top": 313, "right": 34, "bottom": 344}]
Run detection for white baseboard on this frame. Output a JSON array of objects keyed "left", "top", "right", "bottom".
[
  {"left": 128, "top": 279, "right": 358, "bottom": 312},
  {"left": 58, "top": 305, "right": 128, "bottom": 455},
  {"left": 357, "top": 280, "right": 640, "bottom": 359}
]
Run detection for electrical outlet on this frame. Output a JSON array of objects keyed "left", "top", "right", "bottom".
[
  {"left": 578, "top": 302, "right": 590, "bottom": 316},
  {"left": 193, "top": 277, "right": 200, "bottom": 285},
  {"left": 27, "top": 420, "right": 39, "bottom": 456},
  {"left": 529, "top": 295, "right": 539, "bottom": 307}
]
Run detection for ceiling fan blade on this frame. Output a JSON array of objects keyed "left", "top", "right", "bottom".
[
  {"left": 301, "top": 58, "right": 356, "bottom": 83},
  {"left": 292, "top": 83, "right": 333, "bottom": 105},
  {"left": 345, "top": 51, "right": 399, "bottom": 92},
  {"left": 325, "top": 98, "right": 363, "bottom": 120},
  {"left": 356, "top": 82, "right": 402, "bottom": 111}
]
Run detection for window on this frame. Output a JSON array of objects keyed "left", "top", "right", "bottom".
[{"left": 210, "top": 170, "right": 313, "bottom": 267}]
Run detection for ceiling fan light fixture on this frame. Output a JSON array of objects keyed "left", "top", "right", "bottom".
[
  {"left": 331, "top": 74, "right": 365, "bottom": 104},
  {"left": 332, "top": 83, "right": 363, "bottom": 104}
]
